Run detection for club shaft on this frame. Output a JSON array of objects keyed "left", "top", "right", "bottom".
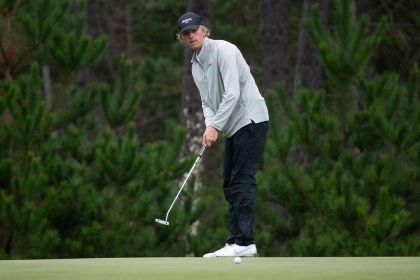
[{"left": 164, "top": 146, "right": 206, "bottom": 221}]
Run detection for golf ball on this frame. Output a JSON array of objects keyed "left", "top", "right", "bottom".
[{"left": 234, "top": 256, "right": 241, "bottom": 264}]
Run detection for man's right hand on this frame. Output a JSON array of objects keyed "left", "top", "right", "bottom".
[{"left": 202, "top": 125, "right": 218, "bottom": 147}]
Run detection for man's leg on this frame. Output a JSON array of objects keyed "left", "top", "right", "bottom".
[
  {"left": 223, "top": 121, "right": 268, "bottom": 246},
  {"left": 223, "top": 136, "right": 237, "bottom": 245},
  {"left": 202, "top": 139, "right": 236, "bottom": 258}
]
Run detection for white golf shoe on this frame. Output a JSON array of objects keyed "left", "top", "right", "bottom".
[
  {"left": 203, "top": 243, "right": 258, "bottom": 257},
  {"left": 203, "top": 244, "right": 236, "bottom": 257},
  {"left": 234, "top": 244, "right": 258, "bottom": 257}
]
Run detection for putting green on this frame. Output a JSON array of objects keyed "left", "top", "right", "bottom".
[{"left": 0, "top": 257, "right": 419, "bottom": 280}]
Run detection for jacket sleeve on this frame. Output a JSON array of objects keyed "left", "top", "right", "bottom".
[
  {"left": 208, "top": 44, "right": 241, "bottom": 131},
  {"left": 192, "top": 62, "right": 216, "bottom": 128},
  {"left": 202, "top": 100, "right": 215, "bottom": 127}
]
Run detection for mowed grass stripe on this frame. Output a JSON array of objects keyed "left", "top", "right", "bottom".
[{"left": 0, "top": 257, "right": 419, "bottom": 280}]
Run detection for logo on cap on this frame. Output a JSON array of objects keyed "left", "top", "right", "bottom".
[{"left": 182, "top": 18, "right": 193, "bottom": 24}]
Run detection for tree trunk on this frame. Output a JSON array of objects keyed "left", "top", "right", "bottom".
[
  {"left": 295, "top": 0, "right": 329, "bottom": 90},
  {"left": 181, "top": 46, "right": 205, "bottom": 153},
  {"left": 179, "top": 0, "right": 211, "bottom": 241},
  {"left": 102, "top": 0, "right": 133, "bottom": 80},
  {"left": 260, "top": 0, "right": 291, "bottom": 94},
  {"left": 76, "top": 0, "right": 100, "bottom": 86},
  {"left": 180, "top": 0, "right": 211, "bottom": 154}
]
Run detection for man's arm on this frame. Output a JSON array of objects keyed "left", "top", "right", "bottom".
[
  {"left": 201, "top": 100, "right": 218, "bottom": 147},
  {"left": 202, "top": 100, "right": 215, "bottom": 127},
  {"left": 208, "top": 43, "right": 241, "bottom": 131}
]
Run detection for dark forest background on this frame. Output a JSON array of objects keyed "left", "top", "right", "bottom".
[{"left": 0, "top": 0, "right": 419, "bottom": 258}]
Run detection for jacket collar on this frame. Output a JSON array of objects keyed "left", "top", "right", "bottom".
[{"left": 191, "top": 37, "right": 212, "bottom": 64}]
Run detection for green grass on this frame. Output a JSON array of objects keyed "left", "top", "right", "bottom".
[{"left": 0, "top": 257, "right": 419, "bottom": 280}]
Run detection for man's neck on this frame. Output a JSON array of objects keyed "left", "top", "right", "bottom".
[
  {"left": 195, "top": 37, "right": 207, "bottom": 57},
  {"left": 194, "top": 47, "right": 202, "bottom": 55}
]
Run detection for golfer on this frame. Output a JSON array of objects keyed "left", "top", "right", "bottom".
[{"left": 177, "top": 12, "right": 269, "bottom": 257}]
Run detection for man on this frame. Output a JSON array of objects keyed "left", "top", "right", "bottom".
[{"left": 177, "top": 12, "right": 269, "bottom": 257}]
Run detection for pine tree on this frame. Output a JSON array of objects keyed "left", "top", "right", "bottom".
[
  {"left": 258, "top": 0, "right": 420, "bottom": 256},
  {"left": 100, "top": 55, "right": 142, "bottom": 129},
  {"left": 0, "top": 0, "right": 197, "bottom": 258},
  {"left": 0, "top": 0, "right": 107, "bottom": 258}
]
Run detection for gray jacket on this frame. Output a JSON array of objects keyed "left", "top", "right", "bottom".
[{"left": 191, "top": 38, "right": 269, "bottom": 137}]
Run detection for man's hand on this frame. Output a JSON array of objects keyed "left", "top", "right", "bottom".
[{"left": 202, "top": 125, "right": 218, "bottom": 147}]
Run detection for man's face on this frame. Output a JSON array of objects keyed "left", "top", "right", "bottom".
[{"left": 180, "top": 28, "right": 205, "bottom": 51}]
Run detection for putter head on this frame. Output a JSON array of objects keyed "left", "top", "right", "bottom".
[{"left": 155, "top": 218, "right": 169, "bottom": 226}]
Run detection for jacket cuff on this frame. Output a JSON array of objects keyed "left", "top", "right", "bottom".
[{"left": 207, "top": 122, "right": 222, "bottom": 131}]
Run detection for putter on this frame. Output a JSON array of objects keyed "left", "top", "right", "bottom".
[{"left": 155, "top": 145, "right": 206, "bottom": 226}]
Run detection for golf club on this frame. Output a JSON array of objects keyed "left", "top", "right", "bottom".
[{"left": 155, "top": 145, "right": 206, "bottom": 226}]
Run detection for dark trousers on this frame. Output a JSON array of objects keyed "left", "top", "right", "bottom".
[{"left": 223, "top": 121, "right": 268, "bottom": 246}]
